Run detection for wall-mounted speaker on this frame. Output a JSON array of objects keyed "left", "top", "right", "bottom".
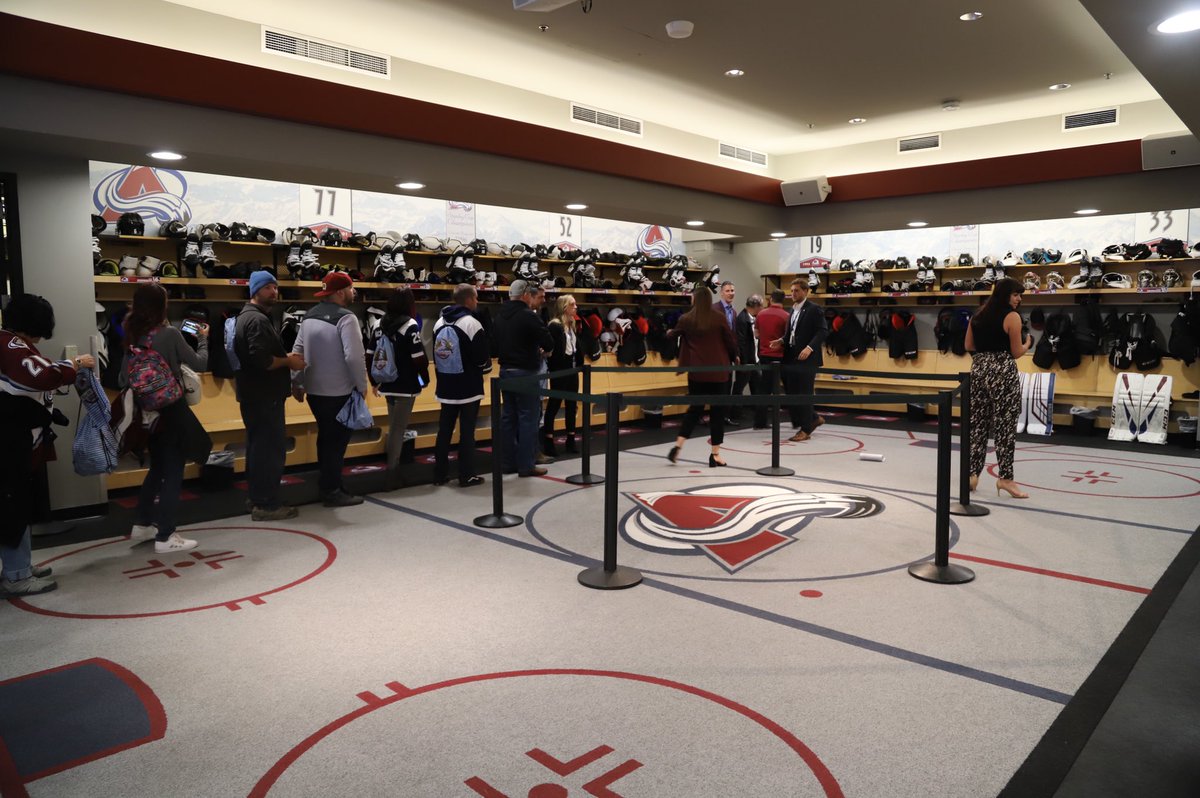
[
  {"left": 1141, "top": 133, "right": 1200, "bottom": 171},
  {"left": 780, "top": 176, "right": 832, "bottom": 206}
]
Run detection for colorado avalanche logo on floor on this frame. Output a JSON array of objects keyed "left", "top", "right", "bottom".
[
  {"left": 93, "top": 165, "right": 192, "bottom": 225},
  {"left": 622, "top": 484, "right": 882, "bottom": 573},
  {"left": 636, "top": 225, "right": 673, "bottom": 258}
]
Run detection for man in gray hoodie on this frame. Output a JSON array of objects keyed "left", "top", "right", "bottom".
[{"left": 291, "top": 272, "right": 368, "bottom": 506}]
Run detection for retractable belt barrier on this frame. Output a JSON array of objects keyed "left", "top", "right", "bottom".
[{"left": 482, "top": 363, "right": 985, "bottom": 589}]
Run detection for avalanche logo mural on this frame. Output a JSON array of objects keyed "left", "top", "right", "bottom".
[
  {"left": 636, "top": 224, "right": 673, "bottom": 258},
  {"left": 92, "top": 166, "right": 192, "bottom": 225},
  {"left": 622, "top": 484, "right": 882, "bottom": 573}
]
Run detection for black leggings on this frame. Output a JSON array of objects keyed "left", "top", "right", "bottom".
[
  {"left": 542, "top": 375, "right": 578, "bottom": 436},
  {"left": 679, "top": 379, "right": 729, "bottom": 445}
]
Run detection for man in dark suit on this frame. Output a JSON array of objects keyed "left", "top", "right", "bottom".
[
  {"left": 781, "top": 278, "right": 827, "bottom": 442},
  {"left": 713, "top": 280, "right": 741, "bottom": 424},
  {"left": 732, "top": 294, "right": 767, "bottom": 428}
]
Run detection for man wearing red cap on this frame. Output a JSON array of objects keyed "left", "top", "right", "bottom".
[{"left": 291, "top": 272, "right": 368, "bottom": 506}]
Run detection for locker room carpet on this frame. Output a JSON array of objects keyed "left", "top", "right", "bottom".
[{"left": 3, "top": 420, "right": 1198, "bottom": 798}]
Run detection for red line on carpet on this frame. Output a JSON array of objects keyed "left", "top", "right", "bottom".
[{"left": 949, "top": 553, "right": 1151, "bottom": 594}]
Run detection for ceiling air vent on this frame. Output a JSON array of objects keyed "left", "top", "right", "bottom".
[
  {"left": 262, "top": 27, "right": 390, "bottom": 79},
  {"left": 719, "top": 143, "right": 768, "bottom": 167},
  {"left": 1063, "top": 107, "right": 1119, "bottom": 131},
  {"left": 570, "top": 103, "right": 643, "bottom": 137},
  {"left": 898, "top": 133, "right": 941, "bottom": 154}
]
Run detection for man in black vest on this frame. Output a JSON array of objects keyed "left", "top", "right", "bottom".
[{"left": 781, "top": 278, "right": 827, "bottom": 442}]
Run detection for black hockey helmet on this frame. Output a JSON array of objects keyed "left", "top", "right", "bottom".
[
  {"left": 116, "top": 212, "right": 145, "bottom": 236},
  {"left": 91, "top": 213, "right": 107, "bottom": 235}
]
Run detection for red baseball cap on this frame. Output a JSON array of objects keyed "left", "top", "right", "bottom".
[{"left": 314, "top": 271, "right": 354, "bottom": 297}]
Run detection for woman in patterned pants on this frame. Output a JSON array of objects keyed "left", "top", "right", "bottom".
[{"left": 964, "top": 278, "right": 1033, "bottom": 498}]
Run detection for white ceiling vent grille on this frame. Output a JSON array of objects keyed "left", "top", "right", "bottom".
[
  {"left": 570, "top": 103, "right": 643, "bottom": 137},
  {"left": 1063, "top": 107, "right": 1119, "bottom": 131},
  {"left": 719, "top": 143, "right": 768, "bottom": 167},
  {"left": 897, "top": 133, "right": 941, "bottom": 154},
  {"left": 262, "top": 27, "right": 390, "bottom": 79}
]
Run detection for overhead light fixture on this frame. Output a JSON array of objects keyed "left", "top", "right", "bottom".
[
  {"left": 770, "top": 232, "right": 787, "bottom": 238},
  {"left": 686, "top": 220, "right": 705, "bottom": 227},
  {"left": 959, "top": 12, "right": 983, "bottom": 21},
  {"left": 848, "top": 117, "right": 867, "bottom": 125},
  {"left": 565, "top": 203, "right": 587, "bottom": 211},
  {"left": 148, "top": 150, "right": 185, "bottom": 161},
  {"left": 665, "top": 20, "right": 694, "bottom": 39},
  {"left": 907, "top": 221, "right": 929, "bottom": 228},
  {"left": 941, "top": 100, "right": 961, "bottom": 111},
  {"left": 1048, "top": 83, "right": 1071, "bottom": 91},
  {"left": 1074, "top": 208, "right": 1100, "bottom": 215},
  {"left": 396, "top": 182, "right": 425, "bottom": 190},
  {"left": 724, "top": 68, "right": 745, "bottom": 77},
  {"left": 1156, "top": 10, "right": 1200, "bottom": 33}
]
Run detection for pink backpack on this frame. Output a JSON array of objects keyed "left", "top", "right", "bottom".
[{"left": 127, "top": 330, "right": 182, "bottom": 410}]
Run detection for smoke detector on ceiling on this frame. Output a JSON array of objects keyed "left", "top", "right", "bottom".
[
  {"left": 513, "top": 0, "right": 577, "bottom": 11},
  {"left": 665, "top": 20, "right": 694, "bottom": 38}
]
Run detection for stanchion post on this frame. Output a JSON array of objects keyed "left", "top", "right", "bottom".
[
  {"left": 909, "top": 390, "right": 975, "bottom": 584},
  {"left": 949, "top": 370, "right": 989, "bottom": 517},
  {"left": 567, "top": 364, "right": 603, "bottom": 485},
  {"left": 757, "top": 362, "right": 794, "bottom": 477},
  {"left": 473, "top": 376, "right": 523, "bottom": 529},
  {"left": 578, "top": 392, "right": 642, "bottom": 589}
]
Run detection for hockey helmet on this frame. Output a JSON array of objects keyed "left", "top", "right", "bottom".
[
  {"left": 116, "top": 212, "right": 145, "bottom": 236},
  {"left": 1065, "top": 248, "right": 1088, "bottom": 264}
]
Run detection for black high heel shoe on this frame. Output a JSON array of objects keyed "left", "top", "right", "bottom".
[
  {"left": 708, "top": 454, "right": 727, "bottom": 468},
  {"left": 667, "top": 445, "right": 680, "bottom": 464}
]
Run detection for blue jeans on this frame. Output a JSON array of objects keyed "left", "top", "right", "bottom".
[
  {"left": 1, "top": 527, "right": 33, "bottom": 582},
  {"left": 500, "top": 367, "right": 541, "bottom": 473},
  {"left": 137, "top": 431, "right": 186, "bottom": 541}
]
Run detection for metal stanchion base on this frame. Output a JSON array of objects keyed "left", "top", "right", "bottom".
[
  {"left": 566, "top": 473, "right": 605, "bottom": 485},
  {"left": 908, "top": 562, "right": 976, "bottom": 584},
  {"left": 756, "top": 466, "right": 795, "bottom": 477},
  {"left": 473, "top": 513, "right": 524, "bottom": 529},
  {"left": 578, "top": 565, "right": 643, "bottom": 590},
  {"left": 949, "top": 502, "right": 990, "bottom": 517}
]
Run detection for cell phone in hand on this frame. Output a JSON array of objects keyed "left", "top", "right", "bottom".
[{"left": 180, "top": 319, "right": 202, "bottom": 336}]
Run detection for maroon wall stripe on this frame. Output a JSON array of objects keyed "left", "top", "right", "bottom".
[{"left": 0, "top": 13, "right": 1146, "bottom": 207}]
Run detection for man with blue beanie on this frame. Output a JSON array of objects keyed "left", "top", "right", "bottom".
[{"left": 234, "top": 269, "right": 305, "bottom": 520}]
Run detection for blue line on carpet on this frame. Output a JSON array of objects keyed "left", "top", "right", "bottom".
[
  {"left": 366, "top": 494, "right": 1072, "bottom": 706},
  {"left": 626, "top": 449, "right": 1193, "bottom": 536}
]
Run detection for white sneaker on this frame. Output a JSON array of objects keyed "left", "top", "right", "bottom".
[
  {"left": 154, "top": 533, "right": 198, "bottom": 554},
  {"left": 130, "top": 523, "right": 157, "bottom": 540}
]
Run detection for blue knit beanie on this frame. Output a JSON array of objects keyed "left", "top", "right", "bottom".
[{"left": 249, "top": 270, "right": 278, "bottom": 298}]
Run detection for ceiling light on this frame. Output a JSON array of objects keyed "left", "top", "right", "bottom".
[
  {"left": 396, "top": 182, "right": 425, "bottom": 190},
  {"left": 907, "top": 221, "right": 929, "bottom": 228},
  {"left": 959, "top": 12, "right": 983, "bottom": 21},
  {"left": 1074, "top": 208, "right": 1100, "bottom": 215},
  {"left": 148, "top": 150, "right": 185, "bottom": 161},
  {"left": 565, "top": 203, "right": 587, "bottom": 211},
  {"left": 1156, "top": 10, "right": 1200, "bottom": 33},
  {"left": 686, "top": 220, "right": 705, "bottom": 227},
  {"left": 848, "top": 117, "right": 867, "bottom": 125},
  {"left": 1048, "top": 83, "right": 1071, "bottom": 91},
  {"left": 769, "top": 232, "right": 787, "bottom": 238},
  {"left": 724, "top": 68, "right": 745, "bottom": 77},
  {"left": 665, "top": 20, "right": 694, "bottom": 39},
  {"left": 941, "top": 100, "right": 960, "bottom": 111}
]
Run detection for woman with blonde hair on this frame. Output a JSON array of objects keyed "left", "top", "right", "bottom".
[
  {"left": 667, "top": 285, "right": 737, "bottom": 467},
  {"left": 541, "top": 294, "right": 583, "bottom": 455}
]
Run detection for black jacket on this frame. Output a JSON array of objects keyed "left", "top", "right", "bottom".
[
  {"left": 493, "top": 300, "right": 553, "bottom": 371},
  {"left": 736, "top": 308, "right": 758, "bottom": 364},
  {"left": 233, "top": 303, "right": 289, "bottom": 403},
  {"left": 784, "top": 301, "right": 828, "bottom": 370}
]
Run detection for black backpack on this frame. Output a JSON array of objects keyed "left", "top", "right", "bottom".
[
  {"left": 1033, "top": 311, "right": 1081, "bottom": 370},
  {"left": 1168, "top": 298, "right": 1200, "bottom": 365}
]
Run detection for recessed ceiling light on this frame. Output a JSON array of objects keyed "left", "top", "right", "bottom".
[
  {"left": 1074, "top": 208, "right": 1101, "bottom": 215},
  {"left": 1156, "top": 10, "right": 1200, "bottom": 33},
  {"left": 565, "top": 203, "right": 587, "bottom": 211},
  {"left": 848, "top": 117, "right": 867, "bottom": 125},
  {"left": 769, "top": 232, "right": 787, "bottom": 238},
  {"left": 1048, "top": 83, "right": 1071, "bottom": 91},
  {"left": 959, "top": 12, "right": 983, "bottom": 21},
  {"left": 665, "top": 20, "right": 694, "bottom": 39},
  {"left": 724, "top": 68, "right": 745, "bottom": 77},
  {"left": 907, "top": 221, "right": 929, "bottom": 228},
  {"left": 686, "top": 220, "right": 705, "bottom": 226},
  {"left": 148, "top": 150, "right": 185, "bottom": 161},
  {"left": 396, "top": 182, "right": 425, "bottom": 190}
]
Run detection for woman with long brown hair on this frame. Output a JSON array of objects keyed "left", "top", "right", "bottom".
[
  {"left": 965, "top": 277, "right": 1033, "bottom": 498},
  {"left": 666, "top": 284, "right": 737, "bottom": 467},
  {"left": 124, "top": 282, "right": 210, "bottom": 552}
]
